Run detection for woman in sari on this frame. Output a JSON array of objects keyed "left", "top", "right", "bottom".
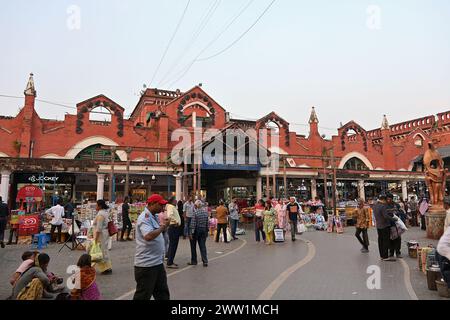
[
  {"left": 263, "top": 201, "right": 276, "bottom": 245},
  {"left": 92, "top": 200, "right": 112, "bottom": 275},
  {"left": 71, "top": 254, "right": 101, "bottom": 300},
  {"left": 274, "top": 199, "right": 287, "bottom": 237}
]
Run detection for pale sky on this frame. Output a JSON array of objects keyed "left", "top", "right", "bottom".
[{"left": 0, "top": 0, "right": 449, "bottom": 137}]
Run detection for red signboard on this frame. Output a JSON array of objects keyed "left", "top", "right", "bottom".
[
  {"left": 18, "top": 214, "right": 40, "bottom": 236},
  {"left": 16, "top": 185, "right": 44, "bottom": 201}
]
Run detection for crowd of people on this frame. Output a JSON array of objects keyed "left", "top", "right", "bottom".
[{"left": 3, "top": 189, "right": 450, "bottom": 300}]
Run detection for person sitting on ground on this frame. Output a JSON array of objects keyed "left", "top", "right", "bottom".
[
  {"left": 10, "top": 251, "right": 39, "bottom": 286},
  {"left": 12, "top": 253, "right": 54, "bottom": 300},
  {"left": 70, "top": 254, "right": 102, "bottom": 300}
]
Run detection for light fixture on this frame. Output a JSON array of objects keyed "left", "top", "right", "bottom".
[
  {"left": 42, "top": 186, "right": 46, "bottom": 191},
  {"left": 55, "top": 191, "right": 59, "bottom": 195},
  {"left": 106, "top": 177, "right": 109, "bottom": 182},
  {"left": 152, "top": 175, "right": 156, "bottom": 181},
  {"left": 141, "top": 180, "right": 145, "bottom": 186},
  {"left": 121, "top": 179, "right": 125, "bottom": 184},
  {"left": 131, "top": 180, "right": 134, "bottom": 185}
]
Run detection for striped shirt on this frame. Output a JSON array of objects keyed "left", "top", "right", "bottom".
[{"left": 190, "top": 207, "right": 209, "bottom": 235}]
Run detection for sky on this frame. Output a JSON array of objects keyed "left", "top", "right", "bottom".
[{"left": 0, "top": 0, "right": 449, "bottom": 137}]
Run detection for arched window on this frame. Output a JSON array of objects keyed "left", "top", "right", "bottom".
[
  {"left": 75, "top": 144, "right": 120, "bottom": 161},
  {"left": 343, "top": 157, "right": 369, "bottom": 171},
  {"left": 265, "top": 121, "right": 280, "bottom": 133},
  {"left": 89, "top": 106, "right": 112, "bottom": 122}
]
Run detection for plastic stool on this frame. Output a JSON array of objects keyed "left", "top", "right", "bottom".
[{"left": 31, "top": 233, "right": 48, "bottom": 250}]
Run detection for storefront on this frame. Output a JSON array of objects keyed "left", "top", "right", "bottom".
[{"left": 11, "top": 172, "right": 75, "bottom": 208}]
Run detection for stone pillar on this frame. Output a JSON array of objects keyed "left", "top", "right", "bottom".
[
  {"left": 311, "top": 179, "right": 317, "bottom": 200},
  {"left": 176, "top": 175, "right": 182, "bottom": 202},
  {"left": 401, "top": 180, "right": 408, "bottom": 202},
  {"left": 0, "top": 170, "right": 11, "bottom": 203},
  {"left": 256, "top": 176, "right": 262, "bottom": 201},
  {"left": 96, "top": 174, "right": 105, "bottom": 200},
  {"left": 358, "top": 180, "right": 365, "bottom": 202}
]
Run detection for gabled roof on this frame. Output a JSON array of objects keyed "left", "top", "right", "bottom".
[
  {"left": 76, "top": 94, "right": 124, "bottom": 112},
  {"left": 256, "top": 112, "right": 290, "bottom": 129},
  {"left": 166, "top": 85, "right": 227, "bottom": 113}
]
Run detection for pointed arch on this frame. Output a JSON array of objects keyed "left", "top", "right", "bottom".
[{"left": 339, "top": 152, "right": 374, "bottom": 170}]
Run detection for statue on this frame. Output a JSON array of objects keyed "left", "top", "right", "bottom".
[{"left": 423, "top": 140, "right": 447, "bottom": 209}]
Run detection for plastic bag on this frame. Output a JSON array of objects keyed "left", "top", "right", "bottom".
[
  {"left": 395, "top": 216, "right": 408, "bottom": 232},
  {"left": 89, "top": 241, "right": 103, "bottom": 262},
  {"left": 297, "top": 222, "right": 306, "bottom": 234}
]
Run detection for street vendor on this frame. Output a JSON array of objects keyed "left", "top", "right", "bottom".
[{"left": 45, "top": 198, "right": 65, "bottom": 243}]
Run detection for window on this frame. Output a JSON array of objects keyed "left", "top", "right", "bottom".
[
  {"left": 89, "top": 106, "right": 112, "bottom": 122},
  {"left": 75, "top": 144, "right": 120, "bottom": 161},
  {"left": 343, "top": 157, "right": 369, "bottom": 171},
  {"left": 154, "top": 152, "right": 160, "bottom": 162}
]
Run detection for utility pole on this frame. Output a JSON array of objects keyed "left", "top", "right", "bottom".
[
  {"left": 124, "top": 147, "right": 132, "bottom": 199},
  {"left": 109, "top": 146, "right": 116, "bottom": 202},
  {"left": 283, "top": 158, "right": 287, "bottom": 200},
  {"left": 330, "top": 147, "right": 337, "bottom": 216}
]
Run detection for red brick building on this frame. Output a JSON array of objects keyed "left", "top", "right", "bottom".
[{"left": 1, "top": 74, "right": 449, "bottom": 206}]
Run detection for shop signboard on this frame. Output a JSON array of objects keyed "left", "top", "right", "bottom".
[
  {"left": 18, "top": 214, "right": 40, "bottom": 236},
  {"left": 14, "top": 173, "right": 75, "bottom": 185}
]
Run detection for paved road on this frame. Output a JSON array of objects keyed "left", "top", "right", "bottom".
[{"left": 0, "top": 227, "right": 446, "bottom": 300}]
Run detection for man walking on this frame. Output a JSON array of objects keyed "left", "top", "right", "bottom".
[
  {"left": 45, "top": 198, "right": 65, "bottom": 243},
  {"left": 215, "top": 200, "right": 228, "bottom": 243},
  {"left": 286, "top": 197, "right": 302, "bottom": 242},
  {"left": 189, "top": 200, "right": 209, "bottom": 267},
  {"left": 0, "top": 196, "right": 9, "bottom": 248},
  {"left": 373, "top": 194, "right": 398, "bottom": 261},
  {"left": 166, "top": 197, "right": 181, "bottom": 269},
  {"left": 183, "top": 197, "right": 195, "bottom": 238},
  {"left": 353, "top": 199, "right": 370, "bottom": 253},
  {"left": 228, "top": 198, "right": 240, "bottom": 240},
  {"left": 133, "top": 194, "right": 170, "bottom": 300},
  {"left": 120, "top": 196, "right": 133, "bottom": 241},
  {"left": 407, "top": 197, "right": 418, "bottom": 227}
]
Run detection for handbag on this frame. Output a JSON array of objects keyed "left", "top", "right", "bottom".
[
  {"left": 89, "top": 241, "right": 103, "bottom": 262},
  {"left": 107, "top": 211, "right": 118, "bottom": 237},
  {"left": 297, "top": 222, "right": 306, "bottom": 234}
]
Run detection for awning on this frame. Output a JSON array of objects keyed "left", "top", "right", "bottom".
[
  {"left": 16, "top": 185, "right": 44, "bottom": 201},
  {"left": 412, "top": 146, "right": 450, "bottom": 163}
]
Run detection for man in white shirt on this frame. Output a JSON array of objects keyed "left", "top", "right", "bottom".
[
  {"left": 444, "top": 197, "right": 450, "bottom": 233},
  {"left": 45, "top": 198, "right": 65, "bottom": 243},
  {"left": 437, "top": 224, "right": 450, "bottom": 289}
]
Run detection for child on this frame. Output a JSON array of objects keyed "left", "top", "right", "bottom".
[
  {"left": 10, "top": 251, "right": 39, "bottom": 286},
  {"left": 209, "top": 213, "right": 218, "bottom": 237},
  {"left": 71, "top": 254, "right": 101, "bottom": 300}
]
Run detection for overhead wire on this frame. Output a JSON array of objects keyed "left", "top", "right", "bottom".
[
  {"left": 197, "top": 0, "right": 276, "bottom": 62},
  {"left": 157, "top": 0, "right": 222, "bottom": 87},
  {"left": 149, "top": 0, "right": 192, "bottom": 88},
  {"left": 163, "top": 0, "right": 257, "bottom": 88}
]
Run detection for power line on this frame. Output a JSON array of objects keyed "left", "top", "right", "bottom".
[
  {"left": 149, "top": 0, "right": 191, "bottom": 88},
  {"left": 164, "top": 0, "right": 256, "bottom": 88},
  {"left": 197, "top": 0, "right": 276, "bottom": 62},
  {"left": 157, "top": 0, "right": 222, "bottom": 87}
]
